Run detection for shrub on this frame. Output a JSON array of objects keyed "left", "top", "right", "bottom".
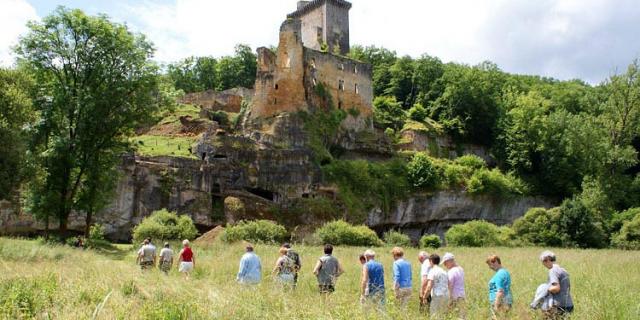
[
  {"left": 445, "top": 220, "right": 504, "bottom": 247},
  {"left": 466, "top": 168, "right": 526, "bottom": 197},
  {"left": 612, "top": 213, "right": 640, "bottom": 250},
  {"left": 407, "top": 152, "right": 441, "bottom": 190},
  {"left": 454, "top": 154, "right": 486, "bottom": 170},
  {"left": 558, "top": 198, "right": 607, "bottom": 248},
  {"left": 132, "top": 209, "right": 199, "bottom": 244},
  {"left": 85, "top": 224, "right": 112, "bottom": 249},
  {"left": 419, "top": 234, "right": 442, "bottom": 248},
  {"left": 383, "top": 230, "right": 412, "bottom": 247},
  {"left": 221, "top": 220, "right": 288, "bottom": 244},
  {"left": 314, "top": 220, "right": 383, "bottom": 247},
  {"left": 209, "top": 110, "right": 229, "bottom": 125},
  {"left": 407, "top": 103, "right": 428, "bottom": 122},
  {"left": 512, "top": 207, "right": 565, "bottom": 247},
  {"left": 610, "top": 207, "right": 640, "bottom": 234},
  {"left": 433, "top": 159, "right": 471, "bottom": 189}
]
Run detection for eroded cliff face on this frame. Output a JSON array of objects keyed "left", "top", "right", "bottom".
[{"left": 367, "top": 191, "right": 554, "bottom": 240}]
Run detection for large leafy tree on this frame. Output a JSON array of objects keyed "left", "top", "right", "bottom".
[
  {"left": 216, "top": 44, "right": 257, "bottom": 91},
  {"left": 16, "top": 7, "right": 166, "bottom": 234},
  {"left": 0, "top": 67, "right": 36, "bottom": 198}
]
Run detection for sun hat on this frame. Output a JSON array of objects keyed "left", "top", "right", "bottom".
[{"left": 442, "top": 252, "right": 455, "bottom": 263}]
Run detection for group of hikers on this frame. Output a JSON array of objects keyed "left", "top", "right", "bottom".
[
  {"left": 136, "top": 238, "right": 195, "bottom": 279},
  {"left": 136, "top": 240, "right": 574, "bottom": 319}
]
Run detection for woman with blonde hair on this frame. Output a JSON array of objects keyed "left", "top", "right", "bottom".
[
  {"left": 178, "top": 239, "right": 195, "bottom": 279},
  {"left": 272, "top": 246, "right": 295, "bottom": 289}
]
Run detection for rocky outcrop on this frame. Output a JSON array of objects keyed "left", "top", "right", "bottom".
[
  {"left": 367, "top": 191, "right": 555, "bottom": 241},
  {"left": 180, "top": 87, "right": 254, "bottom": 113}
]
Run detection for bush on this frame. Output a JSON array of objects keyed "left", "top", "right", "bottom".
[
  {"left": 419, "top": 234, "right": 442, "bottom": 248},
  {"left": 221, "top": 220, "right": 288, "bottom": 244},
  {"left": 558, "top": 198, "right": 607, "bottom": 248},
  {"left": 314, "top": 220, "right": 383, "bottom": 247},
  {"left": 454, "top": 155, "right": 486, "bottom": 170},
  {"left": 85, "top": 224, "right": 112, "bottom": 249},
  {"left": 610, "top": 207, "right": 640, "bottom": 234},
  {"left": 612, "top": 213, "right": 640, "bottom": 250},
  {"left": 466, "top": 168, "right": 526, "bottom": 197},
  {"left": 512, "top": 207, "right": 565, "bottom": 247},
  {"left": 445, "top": 220, "right": 504, "bottom": 247},
  {"left": 383, "top": 230, "right": 412, "bottom": 247},
  {"left": 407, "top": 152, "right": 441, "bottom": 189},
  {"left": 132, "top": 209, "right": 199, "bottom": 244}
]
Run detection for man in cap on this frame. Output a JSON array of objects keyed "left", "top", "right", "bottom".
[
  {"left": 313, "top": 244, "right": 344, "bottom": 301},
  {"left": 158, "top": 242, "right": 174, "bottom": 274},
  {"left": 443, "top": 252, "right": 466, "bottom": 319},
  {"left": 136, "top": 238, "right": 156, "bottom": 270},
  {"left": 418, "top": 251, "right": 432, "bottom": 312}
]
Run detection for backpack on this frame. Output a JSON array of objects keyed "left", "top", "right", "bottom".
[
  {"left": 279, "top": 255, "right": 295, "bottom": 275},
  {"left": 286, "top": 250, "right": 301, "bottom": 270}
]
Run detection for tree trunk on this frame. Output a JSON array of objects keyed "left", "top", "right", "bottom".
[
  {"left": 84, "top": 209, "right": 93, "bottom": 237},
  {"left": 44, "top": 214, "right": 49, "bottom": 240}
]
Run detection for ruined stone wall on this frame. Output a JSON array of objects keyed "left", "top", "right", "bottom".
[
  {"left": 249, "top": 19, "right": 308, "bottom": 119},
  {"left": 304, "top": 48, "right": 372, "bottom": 118},
  {"left": 298, "top": 5, "right": 325, "bottom": 53},
  {"left": 324, "top": 2, "right": 349, "bottom": 55}
]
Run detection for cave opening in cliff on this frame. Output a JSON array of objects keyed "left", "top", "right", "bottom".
[{"left": 245, "top": 187, "right": 275, "bottom": 201}]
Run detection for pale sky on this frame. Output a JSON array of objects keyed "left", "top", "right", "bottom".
[{"left": 1, "top": 0, "right": 639, "bottom": 84}]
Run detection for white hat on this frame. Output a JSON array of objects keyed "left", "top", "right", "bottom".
[
  {"left": 364, "top": 249, "right": 376, "bottom": 257},
  {"left": 442, "top": 252, "right": 455, "bottom": 263}
]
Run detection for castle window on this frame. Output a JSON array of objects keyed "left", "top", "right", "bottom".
[
  {"left": 338, "top": 101, "right": 343, "bottom": 109},
  {"left": 275, "top": 84, "right": 279, "bottom": 90},
  {"left": 310, "top": 58, "right": 316, "bottom": 69},
  {"left": 274, "top": 98, "right": 277, "bottom": 105},
  {"left": 316, "top": 27, "right": 323, "bottom": 41},
  {"left": 338, "top": 63, "right": 344, "bottom": 71},
  {"left": 312, "top": 78, "right": 317, "bottom": 86},
  {"left": 355, "top": 83, "right": 359, "bottom": 94},
  {"left": 338, "top": 79, "right": 344, "bottom": 91},
  {"left": 285, "top": 57, "right": 291, "bottom": 68},
  {"left": 354, "top": 65, "right": 358, "bottom": 74}
]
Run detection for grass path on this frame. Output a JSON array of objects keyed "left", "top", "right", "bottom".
[{"left": 1, "top": 238, "right": 639, "bottom": 319}]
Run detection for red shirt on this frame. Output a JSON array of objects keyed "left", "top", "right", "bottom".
[{"left": 181, "top": 247, "right": 193, "bottom": 262}]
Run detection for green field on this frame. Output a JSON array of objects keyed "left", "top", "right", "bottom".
[
  {"left": 132, "top": 135, "right": 198, "bottom": 158},
  {"left": 1, "top": 237, "right": 639, "bottom": 319}
]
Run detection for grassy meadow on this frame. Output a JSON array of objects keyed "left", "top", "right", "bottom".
[{"left": 1, "top": 237, "right": 639, "bottom": 319}]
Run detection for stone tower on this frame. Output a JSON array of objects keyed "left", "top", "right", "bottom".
[{"left": 288, "top": 0, "right": 351, "bottom": 56}]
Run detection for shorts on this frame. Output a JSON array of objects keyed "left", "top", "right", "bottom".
[
  {"left": 277, "top": 273, "right": 294, "bottom": 284},
  {"left": 140, "top": 261, "right": 154, "bottom": 270},
  {"left": 319, "top": 284, "right": 335, "bottom": 293},
  {"left": 179, "top": 261, "right": 193, "bottom": 272},
  {"left": 160, "top": 260, "right": 172, "bottom": 272}
]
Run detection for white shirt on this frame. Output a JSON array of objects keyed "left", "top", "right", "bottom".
[
  {"left": 427, "top": 265, "right": 449, "bottom": 297},
  {"left": 159, "top": 248, "right": 173, "bottom": 262},
  {"left": 421, "top": 260, "right": 432, "bottom": 278}
]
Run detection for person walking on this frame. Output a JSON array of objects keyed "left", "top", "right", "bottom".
[
  {"left": 443, "top": 252, "right": 466, "bottom": 319},
  {"left": 539, "top": 251, "right": 574, "bottom": 319},
  {"left": 158, "top": 242, "right": 174, "bottom": 274},
  {"left": 237, "top": 244, "right": 262, "bottom": 284},
  {"left": 283, "top": 243, "right": 301, "bottom": 289},
  {"left": 272, "top": 247, "right": 295, "bottom": 289},
  {"left": 313, "top": 244, "right": 344, "bottom": 302},
  {"left": 391, "top": 247, "right": 412, "bottom": 310},
  {"left": 486, "top": 255, "right": 512, "bottom": 319},
  {"left": 360, "top": 249, "right": 385, "bottom": 310},
  {"left": 418, "top": 251, "right": 431, "bottom": 312},
  {"left": 424, "top": 254, "right": 449, "bottom": 319},
  {"left": 136, "top": 239, "right": 156, "bottom": 270},
  {"left": 177, "top": 239, "right": 195, "bottom": 279}
]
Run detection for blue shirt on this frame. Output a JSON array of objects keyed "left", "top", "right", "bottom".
[
  {"left": 489, "top": 268, "right": 512, "bottom": 305},
  {"left": 365, "top": 260, "right": 385, "bottom": 294},
  {"left": 237, "top": 252, "right": 261, "bottom": 284},
  {"left": 393, "top": 258, "right": 412, "bottom": 288}
]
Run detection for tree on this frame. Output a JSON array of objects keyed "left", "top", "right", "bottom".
[
  {"left": 216, "top": 44, "right": 256, "bottom": 91},
  {"left": 428, "top": 61, "right": 505, "bottom": 145},
  {"left": 0, "top": 67, "right": 35, "bottom": 198},
  {"left": 385, "top": 56, "right": 415, "bottom": 108},
  {"left": 16, "top": 7, "right": 166, "bottom": 233},
  {"left": 372, "top": 96, "right": 405, "bottom": 131}
]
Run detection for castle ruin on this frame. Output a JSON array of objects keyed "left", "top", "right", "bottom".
[{"left": 249, "top": 0, "right": 372, "bottom": 128}]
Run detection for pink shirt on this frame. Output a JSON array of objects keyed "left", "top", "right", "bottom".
[{"left": 448, "top": 266, "right": 465, "bottom": 299}]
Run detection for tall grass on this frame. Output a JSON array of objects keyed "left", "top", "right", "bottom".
[{"left": 0, "top": 237, "right": 639, "bottom": 319}]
